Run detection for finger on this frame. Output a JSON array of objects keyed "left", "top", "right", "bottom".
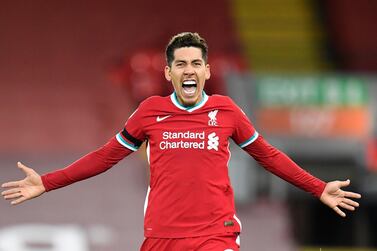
[
  {"left": 343, "top": 198, "right": 360, "bottom": 207},
  {"left": 11, "top": 196, "right": 27, "bottom": 205},
  {"left": 1, "top": 181, "right": 21, "bottom": 188},
  {"left": 333, "top": 206, "right": 346, "bottom": 217},
  {"left": 17, "top": 162, "right": 33, "bottom": 175},
  {"left": 1, "top": 188, "right": 21, "bottom": 196},
  {"left": 4, "top": 192, "right": 22, "bottom": 200},
  {"left": 339, "top": 202, "right": 355, "bottom": 211},
  {"left": 338, "top": 179, "right": 351, "bottom": 188},
  {"left": 344, "top": 191, "right": 361, "bottom": 199}
]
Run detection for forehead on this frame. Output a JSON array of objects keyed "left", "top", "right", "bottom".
[{"left": 173, "top": 47, "right": 204, "bottom": 61}]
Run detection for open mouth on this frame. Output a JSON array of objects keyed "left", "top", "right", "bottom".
[{"left": 182, "top": 80, "right": 197, "bottom": 95}]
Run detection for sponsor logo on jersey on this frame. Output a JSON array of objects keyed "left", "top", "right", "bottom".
[
  {"left": 208, "top": 110, "right": 218, "bottom": 126},
  {"left": 207, "top": 132, "right": 219, "bottom": 151},
  {"left": 159, "top": 131, "right": 219, "bottom": 151}
]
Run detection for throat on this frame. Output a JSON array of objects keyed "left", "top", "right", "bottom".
[{"left": 176, "top": 93, "right": 202, "bottom": 108}]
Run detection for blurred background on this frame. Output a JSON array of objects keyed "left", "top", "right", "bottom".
[{"left": 1, "top": 0, "right": 376, "bottom": 250}]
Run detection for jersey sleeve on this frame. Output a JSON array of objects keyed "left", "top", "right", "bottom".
[
  {"left": 243, "top": 134, "right": 326, "bottom": 198},
  {"left": 228, "top": 98, "right": 325, "bottom": 197},
  {"left": 115, "top": 102, "right": 147, "bottom": 151},
  {"left": 41, "top": 101, "right": 149, "bottom": 191},
  {"left": 41, "top": 136, "right": 133, "bottom": 191},
  {"left": 229, "top": 98, "right": 259, "bottom": 148}
]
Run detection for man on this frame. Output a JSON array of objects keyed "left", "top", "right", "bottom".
[{"left": 1, "top": 32, "right": 361, "bottom": 251}]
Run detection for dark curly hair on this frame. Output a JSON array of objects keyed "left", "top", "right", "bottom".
[{"left": 165, "top": 32, "right": 208, "bottom": 67}]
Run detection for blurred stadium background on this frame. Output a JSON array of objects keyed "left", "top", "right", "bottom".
[{"left": 1, "top": 0, "right": 376, "bottom": 250}]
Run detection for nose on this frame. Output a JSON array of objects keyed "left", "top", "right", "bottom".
[{"left": 183, "top": 64, "right": 195, "bottom": 76}]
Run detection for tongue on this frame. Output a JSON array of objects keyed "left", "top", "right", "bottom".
[{"left": 183, "top": 85, "right": 196, "bottom": 94}]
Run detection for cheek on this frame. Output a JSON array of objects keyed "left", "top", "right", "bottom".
[
  {"left": 170, "top": 70, "right": 182, "bottom": 80},
  {"left": 171, "top": 79, "right": 182, "bottom": 90}
]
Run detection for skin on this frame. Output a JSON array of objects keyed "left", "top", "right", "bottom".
[
  {"left": 165, "top": 47, "right": 210, "bottom": 107},
  {"left": 1, "top": 46, "right": 362, "bottom": 217},
  {"left": 1, "top": 162, "right": 361, "bottom": 217},
  {"left": 319, "top": 179, "right": 361, "bottom": 217},
  {"left": 2, "top": 162, "right": 45, "bottom": 205}
]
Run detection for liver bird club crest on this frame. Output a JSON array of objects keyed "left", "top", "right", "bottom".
[{"left": 208, "top": 110, "right": 218, "bottom": 126}]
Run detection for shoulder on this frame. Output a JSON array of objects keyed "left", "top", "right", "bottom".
[
  {"left": 209, "top": 94, "right": 238, "bottom": 108},
  {"left": 210, "top": 94, "right": 234, "bottom": 104},
  {"left": 127, "top": 95, "right": 170, "bottom": 121},
  {"left": 209, "top": 94, "right": 248, "bottom": 120},
  {"left": 138, "top": 95, "right": 170, "bottom": 109},
  {"left": 141, "top": 95, "right": 167, "bottom": 104}
]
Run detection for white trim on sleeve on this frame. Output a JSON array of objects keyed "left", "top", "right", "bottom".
[
  {"left": 239, "top": 131, "right": 259, "bottom": 148},
  {"left": 116, "top": 133, "right": 138, "bottom": 151}
]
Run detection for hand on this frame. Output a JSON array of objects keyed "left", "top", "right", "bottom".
[
  {"left": 1, "top": 162, "right": 46, "bottom": 205},
  {"left": 320, "top": 179, "right": 361, "bottom": 217}
]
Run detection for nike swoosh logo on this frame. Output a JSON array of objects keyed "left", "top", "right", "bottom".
[{"left": 156, "top": 115, "right": 172, "bottom": 122}]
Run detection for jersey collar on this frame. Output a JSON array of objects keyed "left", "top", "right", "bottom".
[{"left": 170, "top": 91, "right": 209, "bottom": 112}]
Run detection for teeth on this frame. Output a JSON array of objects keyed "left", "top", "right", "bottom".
[
  {"left": 182, "top": 80, "right": 196, "bottom": 95},
  {"left": 183, "top": 80, "right": 196, "bottom": 85}
]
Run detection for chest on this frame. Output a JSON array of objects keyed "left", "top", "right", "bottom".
[{"left": 142, "top": 109, "right": 235, "bottom": 151}]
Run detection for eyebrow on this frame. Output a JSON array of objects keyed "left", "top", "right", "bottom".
[{"left": 174, "top": 59, "right": 203, "bottom": 64}]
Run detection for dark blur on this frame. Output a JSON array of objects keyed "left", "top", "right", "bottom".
[{"left": 0, "top": 0, "right": 376, "bottom": 250}]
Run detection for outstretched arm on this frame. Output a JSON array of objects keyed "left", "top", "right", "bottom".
[
  {"left": 41, "top": 137, "right": 132, "bottom": 191},
  {"left": 1, "top": 162, "right": 45, "bottom": 205},
  {"left": 243, "top": 135, "right": 361, "bottom": 217},
  {"left": 1, "top": 137, "right": 133, "bottom": 205},
  {"left": 320, "top": 179, "right": 361, "bottom": 217}
]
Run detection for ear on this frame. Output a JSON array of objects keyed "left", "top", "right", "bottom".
[
  {"left": 205, "top": 64, "right": 211, "bottom": 80},
  {"left": 164, "top": 66, "right": 172, "bottom": 81}
]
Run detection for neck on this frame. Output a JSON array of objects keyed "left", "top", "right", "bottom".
[{"left": 175, "top": 92, "right": 203, "bottom": 108}]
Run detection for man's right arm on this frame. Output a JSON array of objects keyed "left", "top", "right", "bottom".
[
  {"left": 2, "top": 100, "right": 146, "bottom": 205},
  {"left": 1, "top": 136, "right": 133, "bottom": 205},
  {"left": 42, "top": 136, "right": 133, "bottom": 191}
]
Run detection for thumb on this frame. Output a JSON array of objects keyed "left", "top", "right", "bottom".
[
  {"left": 339, "top": 179, "right": 350, "bottom": 188},
  {"left": 17, "top": 162, "right": 34, "bottom": 176}
]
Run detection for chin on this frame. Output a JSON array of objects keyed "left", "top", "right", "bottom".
[
  {"left": 178, "top": 92, "right": 201, "bottom": 106},
  {"left": 182, "top": 100, "right": 196, "bottom": 106},
  {"left": 182, "top": 97, "right": 198, "bottom": 106}
]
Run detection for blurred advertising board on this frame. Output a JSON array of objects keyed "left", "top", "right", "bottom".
[{"left": 255, "top": 75, "right": 371, "bottom": 139}]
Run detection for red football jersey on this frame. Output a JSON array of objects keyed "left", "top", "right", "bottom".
[
  {"left": 116, "top": 92, "right": 258, "bottom": 238},
  {"left": 42, "top": 91, "right": 325, "bottom": 239}
]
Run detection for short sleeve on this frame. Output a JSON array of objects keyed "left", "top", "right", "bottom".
[
  {"left": 230, "top": 98, "right": 259, "bottom": 148},
  {"left": 115, "top": 103, "right": 146, "bottom": 151}
]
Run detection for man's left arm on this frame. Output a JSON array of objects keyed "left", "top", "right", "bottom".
[{"left": 243, "top": 135, "right": 361, "bottom": 217}]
